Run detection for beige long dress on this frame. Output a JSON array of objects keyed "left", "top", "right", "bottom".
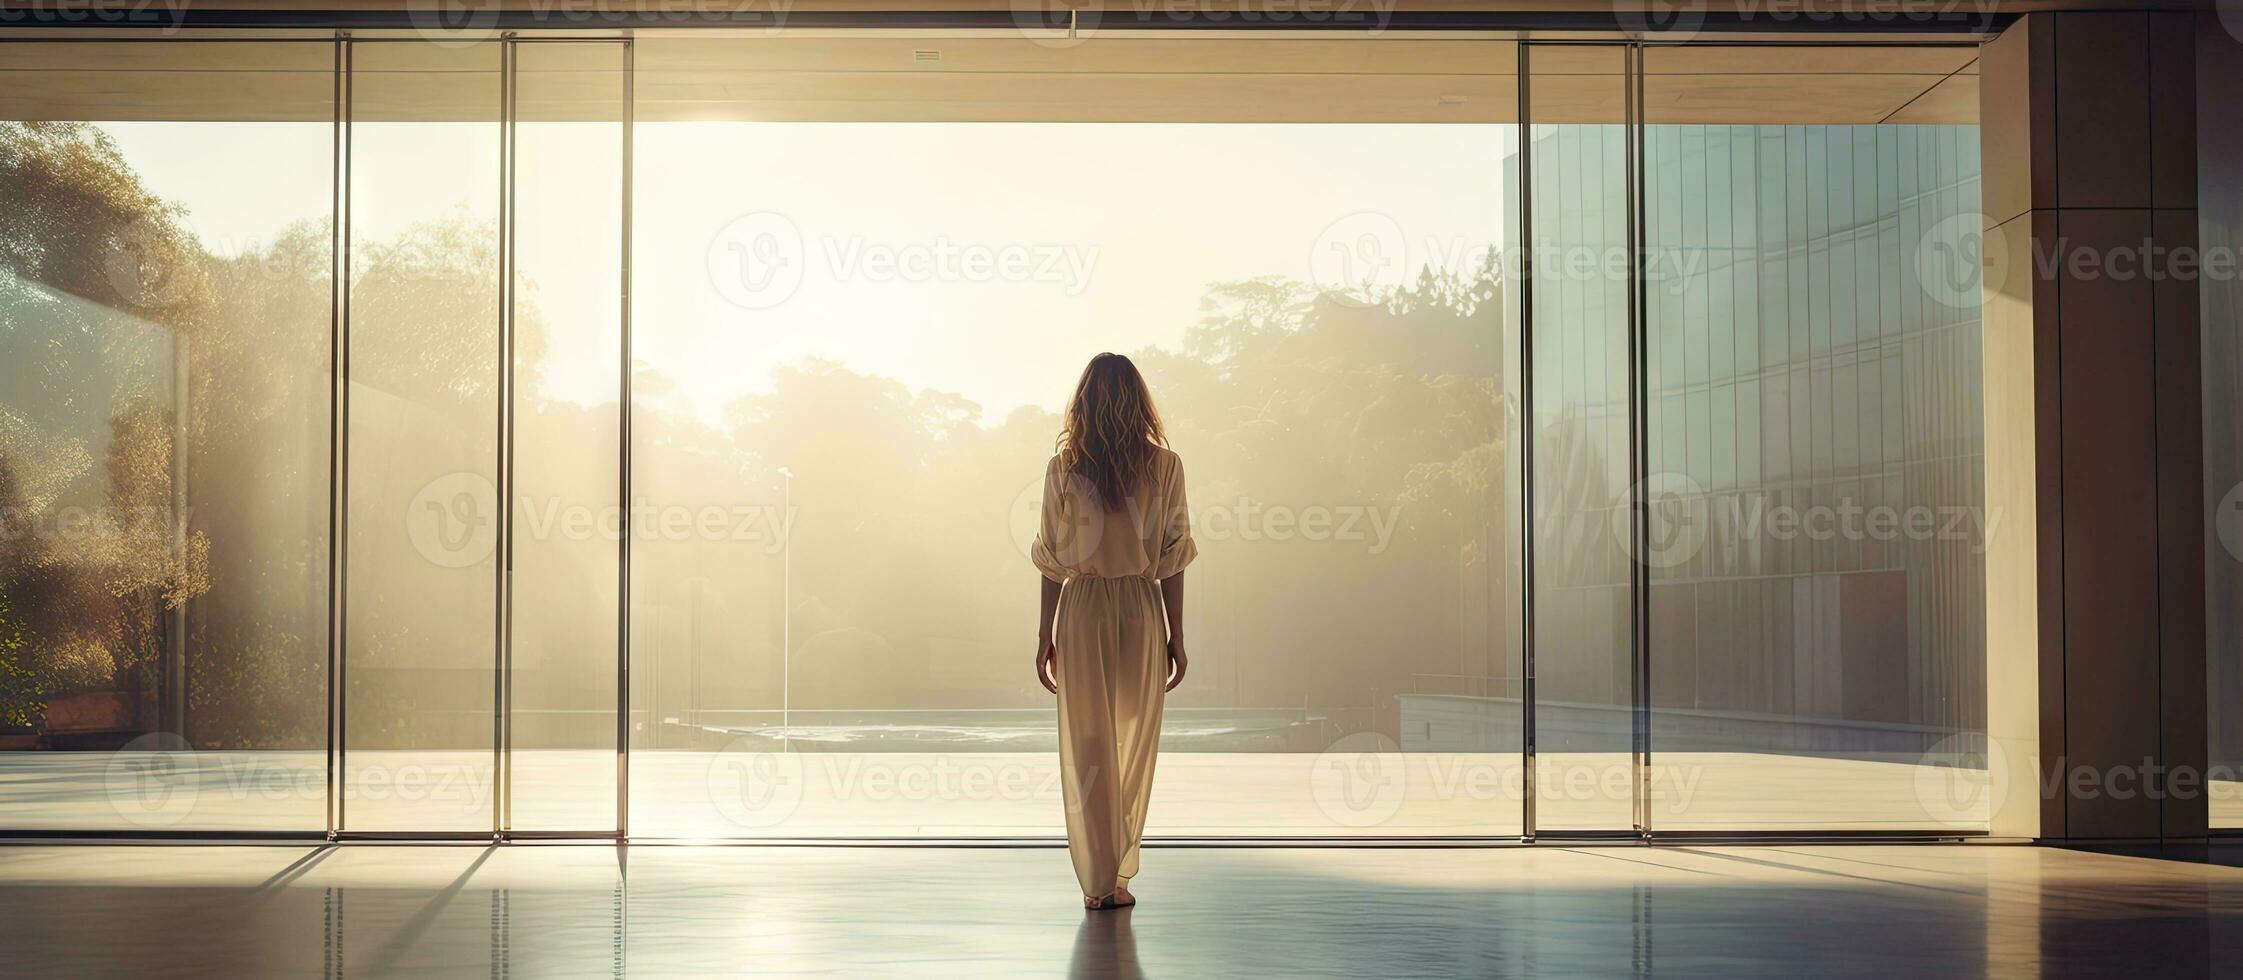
[{"left": 1030, "top": 447, "right": 1196, "bottom": 900}]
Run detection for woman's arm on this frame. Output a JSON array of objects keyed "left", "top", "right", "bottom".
[
  {"left": 1161, "top": 570, "right": 1187, "bottom": 692},
  {"left": 1035, "top": 576, "right": 1061, "bottom": 693}
]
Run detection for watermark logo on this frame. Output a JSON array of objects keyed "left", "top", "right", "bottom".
[
  {"left": 1618, "top": 472, "right": 1708, "bottom": 570},
  {"left": 1013, "top": 470, "right": 1110, "bottom": 568},
  {"left": 2217, "top": 481, "right": 2243, "bottom": 565},
  {"left": 1912, "top": 734, "right": 2007, "bottom": 829},
  {"left": 408, "top": 472, "right": 498, "bottom": 568},
  {"left": 709, "top": 211, "right": 807, "bottom": 310},
  {"left": 1010, "top": 473, "right": 1403, "bottom": 563},
  {"left": 405, "top": 0, "right": 502, "bottom": 48},
  {"left": 1310, "top": 211, "right": 1411, "bottom": 308},
  {"left": 1009, "top": 473, "right": 1055, "bottom": 564},
  {"left": 0, "top": 0, "right": 191, "bottom": 31},
  {"left": 105, "top": 732, "right": 199, "bottom": 828},
  {"left": 706, "top": 738, "right": 805, "bottom": 829},
  {"left": 1011, "top": 0, "right": 1100, "bottom": 49},
  {"left": 708, "top": 213, "right": 1098, "bottom": 310},
  {"left": 1309, "top": 731, "right": 1406, "bottom": 828},
  {"left": 100, "top": 216, "right": 197, "bottom": 310},
  {"left": 1617, "top": 0, "right": 1707, "bottom": 45},
  {"left": 1916, "top": 211, "right": 2007, "bottom": 311}
]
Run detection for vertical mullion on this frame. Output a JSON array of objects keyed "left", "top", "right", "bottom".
[
  {"left": 617, "top": 36, "right": 636, "bottom": 839},
  {"left": 1629, "top": 42, "right": 1653, "bottom": 840},
  {"left": 1516, "top": 41, "right": 1537, "bottom": 844},
  {"left": 326, "top": 34, "right": 352, "bottom": 841},
  {"left": 496, "top": 35, "right": 517, "bottom": 840}
]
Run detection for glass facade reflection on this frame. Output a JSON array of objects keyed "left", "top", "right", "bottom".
[
  {"left": 0, "top": 42, "right": 335, "bottom": 831},
  {"left": 1640, "top": 123, "right": 1987, "bottom": 830}
]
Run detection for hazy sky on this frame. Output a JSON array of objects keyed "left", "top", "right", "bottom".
[{"left": 99, "top": 120, "right": 1512, "bottom": 423}]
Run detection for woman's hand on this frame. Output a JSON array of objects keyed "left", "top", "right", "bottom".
[
  {"left": 1036, "top": 634, "right": 1060, "bottom": 694},
  {"left": 1165, "top": 636, "right": 1188, "bottom": 692}
]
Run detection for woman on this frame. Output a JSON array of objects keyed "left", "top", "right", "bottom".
[{"left": 1031, "top": 353, "right": 1196, "bottom": 911}]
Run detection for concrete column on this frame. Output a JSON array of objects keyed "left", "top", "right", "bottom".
[{"left": 1979, "top": 11, "right": 2208, "bottom": 843}]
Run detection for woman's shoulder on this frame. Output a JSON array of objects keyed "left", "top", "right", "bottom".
[{"left": 1153, "top": 445, "right": 1184, "bottom": 471}]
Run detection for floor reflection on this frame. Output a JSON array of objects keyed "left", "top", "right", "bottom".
[
  {"left": 1, "top": 843, "right": 2240, "bottom": 976},
  {"left": 1069, "top": 907, "right": 1143, "bottom": 980}
]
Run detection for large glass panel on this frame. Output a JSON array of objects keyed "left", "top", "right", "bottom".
[
  {"left": 507, "top": 41, "right": 627, "bottom": 833},
  {"left": 2207, "top": 37, "right": 2243, "bottom": 831},
  {"left": 627, "top": 35, "right": 1524, "bottom": 837},
  {"left": 342, "top": 42, "right": 502, "bottom": 833},
  {"left": 1523, "top": 44, "right": 1639, "bottom": 832},
  {"left": 0, "top": 42, "right": 334, "bottom": 831},
  {"left": 1638, "top": 46, "right": 1988, "bottom": 831}
]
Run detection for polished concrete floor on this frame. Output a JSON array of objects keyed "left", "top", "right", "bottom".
[{"left": 3, "top": 843, "right": 2241, "bottom": 977}]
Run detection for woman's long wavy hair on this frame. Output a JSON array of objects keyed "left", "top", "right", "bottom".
[{"left": 1057, "top": 353, "right": 1167, "bottom": 510}]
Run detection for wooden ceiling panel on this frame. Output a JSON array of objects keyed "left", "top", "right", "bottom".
[
  {"left": 1644, "top": 45, "right": 1978, "bottom": 75},
  {"left": 1643, "top": 73, "right": 1955, "bottom": 124},
  {"left": 0, "top": 38, "right": 1979, "bottom": 125},
  {"left": 638, "top": 35, "right": 1520, "bottom": 76},
  {"left": 636, "top": 70, "right": 1518, "bottom": 123},
  {"left": 0, "top": 70, "right": 335, "bottom": 121},
  {"left": 1882, "top": 71, "right": 1978, "bottom": 125}
]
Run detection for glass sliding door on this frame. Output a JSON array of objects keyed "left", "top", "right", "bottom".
[
  {"left": 626, "top": 34, "right": 1525, "bottom": 838},
  {"left": 1522, "top": 43, "right": 1641, "bottom": 833},
  {"left": 2211, "top": 39, "right": 2243, "bottom": 831},
  {"left": 505, "top": 40, "right": 628, "bottom": 834},
  {"left": 1637, "top": 46, "right": 1989, "bottom": 831},
  {"left": 341, "top": 41, "right": 504, "bottom": 834},
  {"left": 0, "top": 41, "right": 335, "bottom": 832}
]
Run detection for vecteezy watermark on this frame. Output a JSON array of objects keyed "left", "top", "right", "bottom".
[
  {"left": 104, "top": 736, "right": 491, "bottom": 826},
  {"left": 1013, "top": 0, "right": 1396, "bottom": 49},
  {"left": 1308, "top": 735, "right": 1708, "bottom": 828},
  {"left": 1616, "top": 0, "right": 1708, "bottom": 44},
  {"left": 1308, "top": 212, "right": 1739, "bottom": 307},
  {"left": 1916, "top": 211, "right": 2010, "bottom": 311},
  {"left": 706, "top": 212, "right": 1100, "bottom": 311},
  {"left": 1915, "top": 210, "right": 2243, "bottom": 308},
  {"left": 0, "top": 504, "right": 195, "bottom": 548},
  {"left": 1009, "top": 0, "right": 1098, "bottom": 49},
  {"left": 100, "top": 215, "right": 200, "bottom": 311},
  {"left": 105, "top": 732, "right": 200, "bottom": 828},
  {"left": 703, "top": 742, "right": 1073, "bottom": 829},
  {"left": 409, "top": 472, "right": 796, "bottom": 567},
  {"left": 0, "top": 0, "right": 189, "bottom": 31},
  {"left": 705, "top": 738, "right": 806, "bottom": 829},
  {"left": 1911, "top": 733, "right": 2007, "bottom": 829},
  {"left": 707, "top": 211, "right": 806, "bottom": 310},
  {"left": 408, "top": 472, "right": 500, "bottom": 569},
  {"left": 1617, "top": 472, "right": 1710, "bottom": 570},
  {"left": 1621, "top": 0, "right": 2002, "bottom": 43},
  {"left": 521, "top": 498, "right": 795, "bottom": 552},
  {"left": 404, "top": 0, "right": 501, "bottom": 47},
  {"left": 1010, "top": 470, "right": 1107, "bottom": 566},
  {"left": 2218, "top": 481, "right": 2243, "bottom": 565},
  {"left": 1613, "top": 474, "right": 1998, "bottom": 570},
  {"left": 1309, "top": 731, "right": 1408, "bottom": 828},
  {"left": 404, "top": 0, "right": 798, "bottom": 46},
  {"left": 1310, "top": 212, "right": 1413, "bottom": 308},
  {"left": 1009, "top": 473, "right": 1403, "bottom": 565}
]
